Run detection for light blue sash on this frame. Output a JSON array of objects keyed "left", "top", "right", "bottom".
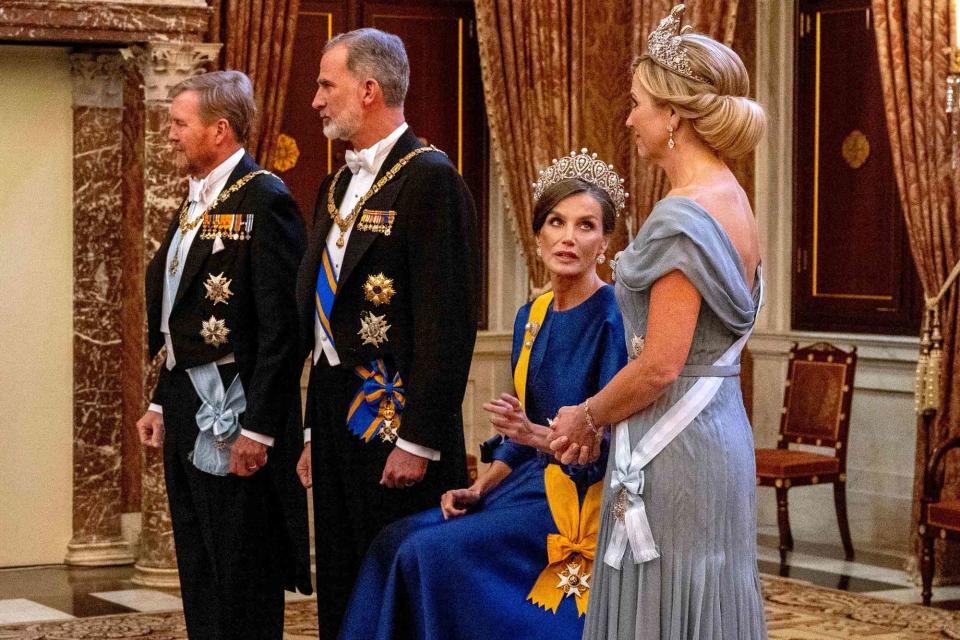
[{"left": 186, "top": 362, "right": 246, "bottom": 476}]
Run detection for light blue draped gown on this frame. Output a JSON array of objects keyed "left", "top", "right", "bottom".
[{"left": 584, "top": 196, "right": 768, "bottom": 640}]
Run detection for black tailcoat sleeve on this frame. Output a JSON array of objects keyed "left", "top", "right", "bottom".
[{"left": 397, "top": 158, "right": 480, "bottom": 450}]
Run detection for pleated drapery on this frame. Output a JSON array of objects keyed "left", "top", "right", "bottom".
[
  {"left": 210, "top": 0, "right": 301, "bottom": 169},
  {"left": 474, "top": 0, "right": 583, "bottom": 288},
  {"left": 874, "top": 0, "right": 960, "bottom": 583}
]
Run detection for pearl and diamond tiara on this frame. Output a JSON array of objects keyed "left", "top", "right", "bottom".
[{"left": 531, "top": 148, "right": 628, "bottom": 213}]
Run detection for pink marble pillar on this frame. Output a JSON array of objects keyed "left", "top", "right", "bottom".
[
  {"left": 131, "top": 41, "right": 221, "bottom": 588},
  {"left": 65, "top": 51, "right": 136, "bottom": 567}
]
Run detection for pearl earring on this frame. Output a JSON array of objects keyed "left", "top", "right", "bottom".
[{"left": 596, "top": 254, "right": 606, "bottom": 265}]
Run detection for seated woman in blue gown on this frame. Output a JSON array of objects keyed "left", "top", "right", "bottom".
[{"left": 338, "top": 151, "right": 629, "bottom": 640}]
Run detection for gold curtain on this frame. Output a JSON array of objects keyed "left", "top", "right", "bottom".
[
  {"left": 874, "top": 0, "right": 960, "bottom": 583},
  {"left": 626, "top": 0, "right": 740, "bottom": 232},
  {"left": 210, "top": 0, "right": 300, "bottom": 168},
  {"left": 474, "top": 0, "right": 583, "bottom": 288}
]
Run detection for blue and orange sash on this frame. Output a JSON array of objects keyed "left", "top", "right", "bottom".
[
  {"left": 315, "top": 245, "right": 338, "bottom": 348},
  {"left": 346, "top": 359, "right": 406, "bottom": 442}
]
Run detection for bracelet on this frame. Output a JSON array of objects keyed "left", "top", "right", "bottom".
[{"left": 582, "top": 398, "right": 604, "bottom": 443}]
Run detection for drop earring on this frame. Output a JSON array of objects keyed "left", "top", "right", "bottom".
[
  {"left": 536, "top": 243, "right": 542, "bottom": 258},
  {"left": 667, "top": 125, "right": 676, "bottom": 150}
]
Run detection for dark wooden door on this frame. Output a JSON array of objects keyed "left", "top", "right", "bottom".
[
  {"left": 794, "top": 0, "right": 921, "bottom": 334},
  {"left": 277, "top": 0, "right": 488, "bottom": 327}
]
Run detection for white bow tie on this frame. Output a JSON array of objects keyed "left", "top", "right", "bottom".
[
  {"left": 345, "top": 147, "right": 377, "bottom": 175},
  {"left": 188, "top": 177, "right": 208, "bottom": 204}
]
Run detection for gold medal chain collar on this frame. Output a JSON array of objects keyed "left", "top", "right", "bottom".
[
  {"left": 169, "top": 169, "right": 273, "bottom": 275},
  {"left": 178, "top": 170, "right": 272, "bottom": 233},
  {"left": 327, "top": 146, "right": 440, "bottom": 248}
]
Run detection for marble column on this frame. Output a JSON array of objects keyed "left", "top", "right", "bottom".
[
  {"left": 131, "top": 41, "right": 221, "bottom": 588},
  {"left": 65, "top": 51, "right": 136, "bottom": 567}
]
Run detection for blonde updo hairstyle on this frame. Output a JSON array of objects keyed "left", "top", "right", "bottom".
[{"left": 635, "top": 33, "right": 766, "bottom": 159}]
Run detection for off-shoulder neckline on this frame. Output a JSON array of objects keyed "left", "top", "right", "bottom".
[{"left": 658, "top": 195, "right": 761, "bottom": 294}]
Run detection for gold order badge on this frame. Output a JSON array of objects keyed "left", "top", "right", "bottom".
[
  {"left": 556, "top": 561, "right": 591, "bottom": 598},
  {"left": 364, "top": 273, "right": 396, "bottom": 306}
]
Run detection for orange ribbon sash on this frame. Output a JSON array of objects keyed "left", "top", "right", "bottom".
[{"left": 527, "top": 464, "right": 603, "bottom": 617}]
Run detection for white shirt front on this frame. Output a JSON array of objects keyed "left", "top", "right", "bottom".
[
  {"left": 149, "top": 148, "right": 273, "bottom": 448},
  {"left": 306, "top": 123, "right": 439, "bottom": 461}
]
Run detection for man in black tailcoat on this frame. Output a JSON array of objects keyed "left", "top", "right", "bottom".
[
  {"left": 136, "top": 70, "right": 311, "bottom": 640},
  {"left": 294, "top": 28, "right": 480, "bottom": 638}
]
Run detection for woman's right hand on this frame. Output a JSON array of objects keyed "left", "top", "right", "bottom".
[
  {"left": 483, "top": 394, "right": 551, "bottom": 452},
  {"left": 440, "top": 488, "right": 481, "bottom": 520}
]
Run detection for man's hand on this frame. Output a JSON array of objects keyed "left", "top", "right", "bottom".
[
  {"left": 229, "top": 435, "right": 269, "bottom": 477},
  {"left": 297, "top": 442, "right": 312, "bottom": 488},
  {"left": 136, "top": 410, "right": 165, "bottom": 448},
  {"left": 380, "top": 447, "right": 428, "bottom": 489}
]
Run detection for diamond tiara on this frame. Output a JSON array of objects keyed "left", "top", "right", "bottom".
[
  {"left": 645, "top": 4, "right": 713, "bottom": 85},
  {"left": 531, "top": 148, "right": 628, "bottom": 213}
]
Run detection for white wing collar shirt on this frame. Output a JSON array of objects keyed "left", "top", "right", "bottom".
[
  {"left": 148, "top": 148, "right": 275, "bottom": 447},
  {"left": 307, "top": 122, "right": 439, "bottom": 461}
]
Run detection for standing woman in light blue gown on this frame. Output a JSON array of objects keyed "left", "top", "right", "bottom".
[{"left": 548, "top": 5, "right": 769, "bottom": 639}]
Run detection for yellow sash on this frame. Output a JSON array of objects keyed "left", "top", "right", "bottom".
[
  {"left": 513, "top": 292, "right": 554, "bottom": 407},
  {"left": 527, "top": 465, "right": 603, "bottom": 617}
]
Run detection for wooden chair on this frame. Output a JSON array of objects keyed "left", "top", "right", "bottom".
[
  {"left": 755, "top": 342, "right": 858, "bottom": 563},
  {"left": 919, "top": 434, "right": 960, "bottom": 605}
]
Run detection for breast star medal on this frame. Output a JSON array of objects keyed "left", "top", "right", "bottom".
[
  {"left": 358, "top": 311, "right": 391, "bottom": 347},
  {"left": 200, "top": 316, "right": 230, "bottom": 347},
  {"left": 556, "top": 561, "right": 590, "bottom": 598},
  {"left": 363, "top": 273, "right": 396, "bottom": 306},
  {"left": 204, "top": 272, "right": 234, "bottom": 305}
]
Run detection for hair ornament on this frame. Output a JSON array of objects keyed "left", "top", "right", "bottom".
[
  {"left": 645, "top": 4, "right": 713, "bottom": 85},
  {"left": 531, "top": 148, "right": 628, "bottom": 214}
]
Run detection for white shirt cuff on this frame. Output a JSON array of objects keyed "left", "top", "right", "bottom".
[
  {"left": 148, "top": 403, "right": 163, "bottom": 415},
  {"left": 396, "top": 437, "right": 441, "bottom": 461},
  {"left": 241, "top": 429, "right": 275, "bottom": 447},
  {"left": 304, "top": 428, "right": 311, "bottom": 444}
]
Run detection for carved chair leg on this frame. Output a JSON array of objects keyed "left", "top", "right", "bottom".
[
  {"left": 775, "top": 486, "right": 793, "bottom": 564},
  {"left": 833, "top": 481, "right": 854, "bottom": 560},
  {"left": 921, "top": 533, "right": 935, "bottom": 606}
]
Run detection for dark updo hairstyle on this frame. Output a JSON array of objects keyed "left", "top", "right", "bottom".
[{"left": 531, "top": 178, "right": 617, "bottom": 235}]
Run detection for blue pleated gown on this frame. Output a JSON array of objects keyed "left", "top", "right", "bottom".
[{"left": 339, "top": 285, "right": 627, "bottom": 640}]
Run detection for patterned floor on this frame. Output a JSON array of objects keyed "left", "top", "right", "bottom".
[{"left": 1, "top": 539, "right": 960, "bottom": 638}]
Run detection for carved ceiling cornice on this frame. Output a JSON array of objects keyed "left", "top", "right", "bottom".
[{"left": 0, "top": 0, "right": 211, "bottom": 45}]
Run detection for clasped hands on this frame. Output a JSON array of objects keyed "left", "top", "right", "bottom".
[{"left": 482, "top": 394, "right": 600, "bottom": 465}]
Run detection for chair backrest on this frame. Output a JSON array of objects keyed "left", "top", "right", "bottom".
[{"left": 778, "top": 342, "right": 857, "bottom": 462}]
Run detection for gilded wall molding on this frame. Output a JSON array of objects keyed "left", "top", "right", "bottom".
[
  {"left": 135, "top": 42, "right": 222, "bottom": 104},
  {"left": 0, "top": 0, "right": 209, "bottom": 44},
  {"left": 70, "top": 51, "right": 125, "bottom": 109}
]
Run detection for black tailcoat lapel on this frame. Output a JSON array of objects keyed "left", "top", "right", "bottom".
[
  {"left": 336, "top": 129, "right": 423, "bottom": 291},
  {"left": 173, "top": 153, "right": 260, "bottom": 310}
]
